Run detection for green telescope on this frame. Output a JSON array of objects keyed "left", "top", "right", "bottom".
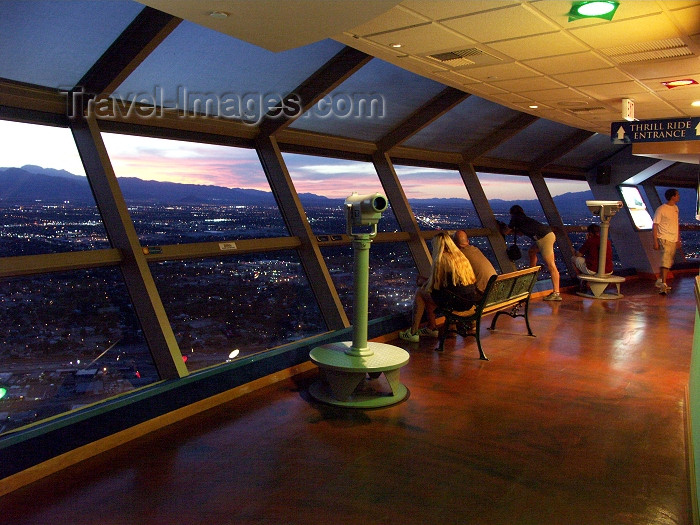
[{"left": 344, "top": 192, "right": 388, "bottom": 234}]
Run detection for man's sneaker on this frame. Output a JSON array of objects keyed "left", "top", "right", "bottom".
[
  {"left": 654, "top": 278, "right": 663, "bottom": 289},
  {"left": 399, "top": 329, "right": 419, "bottom": 342},
  {"left": 543, "top": 292, "right": 562, "bottom": 301},
  {"left": 659, "top": 283, "right": 671, "bottom": 295},
  {"left": 417, "top": 327, "right": 439, "bottom": 338}
]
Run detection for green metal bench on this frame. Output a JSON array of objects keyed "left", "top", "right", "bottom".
[{"left": 435, "top": 265, "right": 541, "bottom": 360}]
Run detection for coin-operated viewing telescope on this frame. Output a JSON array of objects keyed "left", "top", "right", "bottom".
[
  {"left": 344, "top": 192, "right": 388, "bottom": 235},
  {"left": 586, "top": 200, "right": 623, "bottom": 223},
  {"left": 309, "top": 191, "right": 409, "bottom": 408},
  {"left": 578, "top": 200, "right": 626, "bottom": 299}
]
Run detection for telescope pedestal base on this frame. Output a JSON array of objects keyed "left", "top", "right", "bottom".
[
  {"left": 577, "top": 274, "right": 625, "bottom": 300},
  {"left": 309, "top": 341, "right": 410, "bottom": 408}
]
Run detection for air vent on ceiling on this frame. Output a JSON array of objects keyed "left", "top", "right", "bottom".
[
  {"left": 601, "top": 37, "right": 693, "bottom": 64},
  {"left": 428, "top": 47, "right": 502, "bottom": 68},
  {"left": 568, "top": 106, "right": 607, "bottom": 113}
]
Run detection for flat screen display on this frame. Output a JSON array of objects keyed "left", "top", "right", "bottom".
[{"left": 618, "top": 185, "right": 653, "bottom": 230}]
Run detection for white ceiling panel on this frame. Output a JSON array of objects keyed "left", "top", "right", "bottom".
[
  {"left": 442, "top": 5, "right": 559, "bottom": 43},
  {"left": 400, "top": 0, "right": 518, "bottom": 21},
  {"left": 523, "top": 52, "right": 613, "bottom": 75},
  {"left": 488, "top": 32, "right": 587, "bottom": 61},
  {"left": 491, "top": 76, "right": 565, "bottom": 92},
  {"left": 569, "top": 14, "right": 682, "bottom": 49},
  {"left": 452, "top": 62, "right": 539, "bottom": 81},
  {"left": 577, "top": 81, "right": 651, "bottom": 100},
  {"left": 366, "top": 22, "right": 474, "bottom": 55},
  {"left": 518, "top": 86, "right": 594, "bottom": 103},
  {"left": 552, "top": 68, "right": 633, "bottom": 87},
  {"left": 349, "top": 5, "right": 429, "bottom": 37},
  {"left": 665, "top": 4, "right": 700, "bottom": 35}
]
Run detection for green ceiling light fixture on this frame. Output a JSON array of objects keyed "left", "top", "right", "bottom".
[
  {"left": 568, "top": 1, "right": 619, "bottom": 21},
  {"left": 0, "top": 387, "right": 7, "bottom": 400}
]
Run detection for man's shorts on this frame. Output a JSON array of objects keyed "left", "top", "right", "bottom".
[
  {"left": 659, "top": 239, "right": 677, "bottom": 268},
  {"left": 534, "top": 231, "right": 556, "bottom": 258}
]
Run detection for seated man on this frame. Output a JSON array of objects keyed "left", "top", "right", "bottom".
[
  {"left": 453, "top": 230, "right": 497, "bottom": 294},
  {"left": 572, "top": 223, "right": 613, "bottom": 276}
]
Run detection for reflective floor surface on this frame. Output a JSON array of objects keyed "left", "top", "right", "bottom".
[{"left": 1, "top": 275, "right": 696, "bottom": 525}]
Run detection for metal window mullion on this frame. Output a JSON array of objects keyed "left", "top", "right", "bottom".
[
  {"left": 255, "top": 134, "right": 349, "bottom": 330},
  {"left": 0, "top": 249, "right": 122, "bottom": 278},
  {"left": 529, "top": 170, "right": 577, "bottom": 279},
  {"left": 69, "top": 114, "right": 187, "bottom": 379},
  {"left": 372, "top": 151, "right": 431, "bottom": 277},
  {"left": 458, "top": 161, "right": 514, "bottom": 272}
]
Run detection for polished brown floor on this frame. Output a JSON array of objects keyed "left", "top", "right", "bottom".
[{"left": 2, "top": 275, "right": 697, "bottom": 525}]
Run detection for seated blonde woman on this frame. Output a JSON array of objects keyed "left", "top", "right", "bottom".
[{"left": 400, "top": 231, "right": 482, "bottom": 342}]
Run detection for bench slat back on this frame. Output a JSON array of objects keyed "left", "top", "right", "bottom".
[{"left": 481, "top": 266, "right": 540, "bottom": 310}]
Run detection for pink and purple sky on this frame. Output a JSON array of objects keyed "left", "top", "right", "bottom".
[{"left": 0, "top": 120, "right": 587, "bottom": 200}]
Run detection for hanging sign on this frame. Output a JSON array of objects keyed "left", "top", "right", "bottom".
[{"left": 611, "top": 117, "right": 700, "bottom": 144}]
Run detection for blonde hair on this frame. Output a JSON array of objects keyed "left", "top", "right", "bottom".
[{"left": 426, "top": 232, "right": 476, "bottom": 291}]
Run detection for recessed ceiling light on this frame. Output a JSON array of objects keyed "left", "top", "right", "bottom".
[
  {"left": 691, "top": 100, "right": 700, "bottom": 107},
  {"left": 529, "top": 105, "right": 539, "bottom": 109},
  {"left": 661, "top": 78, "right": 698, "bottom": 89},
  {"left": 568, "top": 1, "right": 619, "bottom": 21},
  {"left": 390, "top": 43, "right": 402, "bottom": 48},
  {"left": 209, "top": 11, "right": 229, "bottom": 19}
]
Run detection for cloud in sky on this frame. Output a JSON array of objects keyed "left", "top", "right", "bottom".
[{"left": 0, "top": 120, "right": 586, "bottom": 200}]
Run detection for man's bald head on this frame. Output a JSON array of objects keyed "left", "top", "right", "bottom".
[{"left": 454, "top": 230, "right": 469, "bottom": 248}]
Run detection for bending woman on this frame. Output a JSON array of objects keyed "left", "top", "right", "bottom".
[{"left": 400, "top": 232, "right": 481, "bottom": 342}]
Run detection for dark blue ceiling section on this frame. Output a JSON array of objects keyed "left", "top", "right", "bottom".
[
  {"left": 403, "top": 96, "right": 520, "bottom": 152},
  {"left": 290, "top": 58, "right": 445, "bottom": 142},
  {"left": 114, "top": 21, "right": 344, "bottom": 118},
  {"left": 0, "top": 0, "right": 144, "bottom": 89},
  {"left": 488, "top": 119, "right": 582, "bottom": 163},
  {"left": 556, "top": 133, "right": 625, "bottom": 169}
]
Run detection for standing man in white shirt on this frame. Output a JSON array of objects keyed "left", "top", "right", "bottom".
[{"left": 652, "top": 188, "right": 681, "bottom": 295}]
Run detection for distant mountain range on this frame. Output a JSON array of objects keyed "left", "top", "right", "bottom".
[{"left": 1, "top": 164, "right": 694, "bottom": 220}]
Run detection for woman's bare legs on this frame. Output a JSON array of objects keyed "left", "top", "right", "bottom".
[
  {"left": 530, "top": 245, "right": 559, "bottom": 294},
  {"left": 411, "top": 288, "right": 436, "bottom": 334}
]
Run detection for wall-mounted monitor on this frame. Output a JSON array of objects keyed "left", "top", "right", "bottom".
[{"left": 618, "top": 185, "right": 653, "bottom": 230}]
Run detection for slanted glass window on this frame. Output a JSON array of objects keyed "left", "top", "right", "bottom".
[
  {"left": 322, "top": 241, "right": 415, "bottom": 321},
  {"left": 0, "top": 267, "right": 156, "bottom": 436},
  {"left": 480, "top": 173, "right": 555, "bottom": 274},
  {"left": 403, "top": 96, "right": 520, "bottom": 152},
  {"left": 102, "top": 133, "right": 288, "bottom": 244},
  {"left": 113, "top": 21, "right": 343, "bottom": 121},
  {"left": 487, "top": 119, "right": 580, "bottom": 163},
  {"left": 394, "top": 165, "right": 479, "bottom": 230},
  {"left": 0, "top": 1, "right": 143, "bottom": 88},
  {"left": 290, "top": 58, "right": 445, "bottom": 141},
  {"left": 282, "top": 153, "right": 400, "bottom": 234},
  {"left": 0, "top": 121, "right": 109, "bottom": 257},
  {"left": 149, "top": 252, "right": 325, "bottom": 372},
  {"left": 545, "top": 178, "right": 593, "bottom": 226},
  {"left": 544, "top": 177, "right": 622, "bottom": 270},
  {"left": 557, "top": 133, "right": 624, "bottom": 168}
]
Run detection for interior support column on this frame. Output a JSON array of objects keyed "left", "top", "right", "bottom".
[
  {"left": 70, "top": 114, "right": 187, "bottom": 379},
  {"left": 372, "top": 151, "right": 432, "bottom": 277},
  {"left": 641, "top": 180, "right": 663, "bottom": 210},
  {"left": 458, "top": 161, "right": 514, "bottom": 272},
  {"left": 255, "top": 134, "right": 349, "bottom": 330},
  {"left": 528, "top": 170, "right": 577, "bottom": 279}
]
